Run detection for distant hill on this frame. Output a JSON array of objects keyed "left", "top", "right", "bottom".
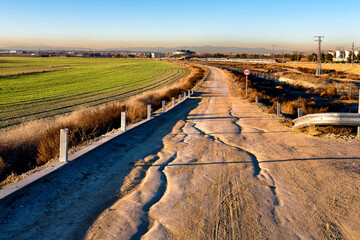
[{"left": 1, "top": 45, "right": 293, "bottom": 54}]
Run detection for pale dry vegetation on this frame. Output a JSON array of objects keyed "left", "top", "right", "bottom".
[
  {"left": 221, "top": 67, "right": 358, "bottom": 136},
  {"left": 0, "top": 64, "right": 206, "bottom": 185}
]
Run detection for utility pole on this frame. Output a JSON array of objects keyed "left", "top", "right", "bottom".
[
  {"left": 272, "top": 45, "right": 276, "bottom": 62},
  {"left": 314, "top": 36, "right": 324, "bottom": 75}
]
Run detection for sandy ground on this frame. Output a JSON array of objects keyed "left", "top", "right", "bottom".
[{"left": 1, "top": 66, "right": 360, "bottom": 239}]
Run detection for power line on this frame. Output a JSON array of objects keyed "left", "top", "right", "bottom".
[{"left": 314, "top": 36, "right": 324, "bottom": 75}]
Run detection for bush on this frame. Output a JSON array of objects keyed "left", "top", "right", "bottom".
[{"left": 0, "top": 157, "right": 6, "bottom": 178}]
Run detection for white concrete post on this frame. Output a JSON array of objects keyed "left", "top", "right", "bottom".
[
  {"left": 255, "top": 96, "right": 258, "bottom": 106},
  {"left": 277, "top": 103, "right": 281, "bottom": 118},
  {"left": 188, "top": 89, "right": 191, "bottom": 97},
  {"left": 59, "top": 128, "right": 69, "bottom": 163},
  {"left": 184, "top": 92, "right": 186, "bottom": 99},
  {"left": 121, "top": 111, "right": 126, "bottom": 131},
  {"left": 249, "top": 93, "right": 252, "bottom": 100},
  {"left": 191, "top": 88, "right": 194, "bottom": 94},
  {"left": 147, "top": 104, "right": 151, "bottom": 120},
  {"left": 162, "top": 100, "right": 166, "bottom": 113},
  {"left": 298, "top": 108, "right": 303, "bottom": 118},
  {"left": 172, "top": 97, "right": 175, "bottom": 107}
]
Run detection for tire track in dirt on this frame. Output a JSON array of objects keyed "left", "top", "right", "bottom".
[
  {"left": 85, "top": 119, "right": 191, "bottom": 240},
  {"left": 192, "top": 119, "right": 282, "bottom": 222},
  {"left": 189, "top": 67, "right": 283, "bottom": 237},
  {"left": 130, "top": 153, "right": 177, "bottom": 240}
]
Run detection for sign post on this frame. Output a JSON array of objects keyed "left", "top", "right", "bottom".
[{"left": 243, "top": 68, "right": 251, "bottom": 96}]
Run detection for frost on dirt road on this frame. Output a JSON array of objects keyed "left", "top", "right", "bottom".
[{"left": 2, "top": 66, "right": 360, "bottom": 240}]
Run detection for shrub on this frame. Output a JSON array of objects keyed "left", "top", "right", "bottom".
[
  {"left": 281, "top": 101, "right": 298, "bottom": 115},
  {"left": 339, "top": 95, "right": 350, "bottom": 100},
  {"left": 320, "top": 87, "right": 338, "bottom": 98},
  {"left": 0, "top": 157, "right": 6, "bottom": 177}
]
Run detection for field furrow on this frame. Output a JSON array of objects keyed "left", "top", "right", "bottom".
[{"left": 0, "top": 58, "right": 189, "bottom": 128}]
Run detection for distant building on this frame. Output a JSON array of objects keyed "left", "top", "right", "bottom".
[
  {"left": 334, "top": 50, "right": 346, "bottom": 62},
  {"left": 335, "top": 50, "right": 344, "bottom": 59},
  {"left": 333, "top": 49, "right": 356, "bottom": 62},
  {"left": 172, "top": 50, "right": 196, "bottom": 58},
  {"left": 345, "top": 50, "right": 351, "bottom": 59},
  {"left": 151, "top": 52, "right": 164, "bottom": 58}
]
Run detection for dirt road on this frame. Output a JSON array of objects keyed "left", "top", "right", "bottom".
[{"left": 1, "top": 66, "right": 360, "bottom": 239}]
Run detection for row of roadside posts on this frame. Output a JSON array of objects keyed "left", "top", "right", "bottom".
[
  {"left": 59, "top": 87, "right": 195, "bottom": 163},
  {"left": 59, "top": 69, "right": 210, "bottom": 163},
  {"left": 243, "top": 68, "right": 356, "bottom": 99},
  {"left": 235, "top": 68, "right": 294, "bottom": 120}
]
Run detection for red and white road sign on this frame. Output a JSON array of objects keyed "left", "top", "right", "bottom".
[{"left": 243, "top": 68, "right": 251, "bottom": 76}]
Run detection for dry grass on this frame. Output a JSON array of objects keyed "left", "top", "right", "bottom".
[
  {"left": 281, "top": 101, "right": 299, "bottom": 115},
  {"left": 0, "top": 67, "right": 70, "bottom": 77},
  {"left": 0, "top": 64, "right": 206, "bottom": 184},
  {"left": 285, "top": 63, "right": 360, "bottom": 76},
  {"left": 0, "top": 157, "right": 6, "bottom": 177},
  {"left": 319, "top": 87, "right": 338, "bottom": 98},
  {"left": 306, "top": 125, "right": 322, "bottom": 136},
  {"left": 222, "top": 66, "right": 358, "bottom": 138},
  {"left": 299, "top": 125, "right": 356, "bottom": 138},
  {"left": 339, "top": 95, "right": 351, "bottom": 100}
]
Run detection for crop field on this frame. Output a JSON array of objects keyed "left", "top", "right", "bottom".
[{"left": 0, "top": 57, "right": 189, "bottom": 128}]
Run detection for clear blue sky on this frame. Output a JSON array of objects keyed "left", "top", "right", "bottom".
[{"left": 0, "top": 0, "right": 359, "bottom": 51}]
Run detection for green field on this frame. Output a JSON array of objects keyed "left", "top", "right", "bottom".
[{"left": 0, "top": 57, "right": 189, "bottom": 128}]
